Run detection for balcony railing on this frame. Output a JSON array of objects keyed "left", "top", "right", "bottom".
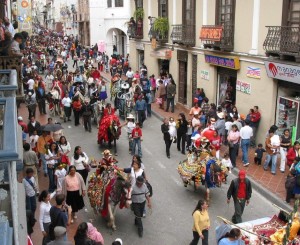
[
  {"left": 127, "top": 21, "right": 143, "bottom": 39},
  {"left": 263, "top": 26, "right": 300, "bottom": 59},
  {"left": 200, "top": 24, "right": 234, "bottom": 52},
  {"left": 170, "top": 24, "right": 195, "bottom": 46}
]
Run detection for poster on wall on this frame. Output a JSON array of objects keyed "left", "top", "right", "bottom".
[
  {"left": 200, "top": 70, "right": 209, "bottom": 80},
  {"left": 236, "top": 80, "right": 251, "bottom": 94},
  {"left": 246, "top": 67, "right": 261, "bottom": 79},
  {"left": 17, "top": 0, "right": 32, "bottom": 35}
]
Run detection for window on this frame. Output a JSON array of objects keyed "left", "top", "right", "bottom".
[
  {"left": 183, "top": 0, "right": 195, "bottom": 26},
  {"left": 158, "top": 0, "right": 168, "bottom": 17},
  {"left": 284, "top": 0, "right": 300, "bottom": 27},
  {"left": 115, "top": 0, "right": 123, "bottom": 7},
  {"left": 135, "top": 0, "right": 143, "bottom": 9},
  {"left": 107, "top": 0, "right": 112, "bottom": 8},
  {"left": 216, "top": 0, "right": 235, "bottom": 26}
]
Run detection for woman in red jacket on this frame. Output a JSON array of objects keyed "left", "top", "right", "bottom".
[{"left": 286, "top": 141, "right": 300, "bottom": 167}]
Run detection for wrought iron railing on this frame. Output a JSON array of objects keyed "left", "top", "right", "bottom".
[
  {"left": 170, "top": 24, "right": 195, "bottom": 46},
  {"left": 148, "top": 27, "right": 168, "bottom": 43},
  {"left": 263, "top": 26, "right": 300, "bottom": 56},
  {"left": 201, "top": 24, "right": 234, "bottom": 52},
  {"left": 127, "top": 20, "right": 143, "bottom": 39}
]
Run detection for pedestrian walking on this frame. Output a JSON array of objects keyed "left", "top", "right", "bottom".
[
  {"left": 37, "top": 131, "right": 53, "bottom": 177},
  {"left": 62, "top": 166, "right": 86, "bottom": 224},
  {"left": 189, "top": 199, "right": 210, "bottom": 245},
  {"left": 25, "top": 92, "right": 37, "bottom": 119},
  {"left": 45, "top": 142, "right": 61, "bottom": 193},
  {"left": 23, "top": 168, "right": 38, "bottom": 218},
  {"left": 227, "top": 124, "right": 240, "bottom": 168},
  {"left": 156, "top": 79, "right": 166, "bottom": 110},
  {"left": 120, "top": 114, "right": 136, "bottom": 154},
  {"left": 280, "top": 129, "right": 292, "bottom": 172},
  {"left": 47, "top": 226, "right": 72, "bottom": 245},
  {"left": 250, "top": 106, "right": 261, "bottom": 147},
  {"left": 81, "top": 99, "right": 93, "bottom": 132},
  {"left": 61, "top": 93, "right": 72, "bottom": 122},
  {"left": 177, "top": 113, "right": 188, "bottom": 155},
  {"left": 72, "top": 96, "right": 82, "bottom": 126},
  {"left": 165, "top": 79, "right": 176, "bottom": 113},
  {"left": 254, "top": 143, "right": 266, "bottom": 165},
  {"left": 23, "top": 143, "right": 39, "bottom": 194},
  {"left": 161, "top": 118, "right": 172, "bottom": 158},
  {"left": 131, "top": 123, "right": 143, "bottom": 158},
  {"left": 263, "top": 130, "right": 280, "bottom": 175},
  {"left": 70, "top": 146, "right": 90, "bottom": 184},
  {"left": 239, "top": 120, "right": 253, "bottom": 167},
  {"left": 36, "top": 81, "right": 47, "bottom": 115},
  {"left": 131, "top": 176, "right": 151, "bottom": 238},
  {"left": 135, "top": 95, "right": 147, "bottom": 128},
  {"left": 227, "top": 170, "right": 252, "bottom": 224}
]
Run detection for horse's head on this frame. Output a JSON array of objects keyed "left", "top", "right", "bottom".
[{"left": 113, "top": 173, "right": 132, "bottom": 208}]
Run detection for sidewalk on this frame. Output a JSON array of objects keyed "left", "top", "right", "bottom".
[{"left": 101, "top": 71, "right": 292, "bottom": 211}]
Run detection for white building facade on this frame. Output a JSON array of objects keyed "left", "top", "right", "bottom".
[{"left": 89, "top": 0, "right": 131, "bottom": 57}]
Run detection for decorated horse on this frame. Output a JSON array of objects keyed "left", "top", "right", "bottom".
[
  {"left": 87, "top": 168, "right": 132, "bottom": 231},
  {"left": 177, "top": 138, "right": 227, "bottom": 204},
  {"left": 97, "top": 105, "right": 121, "bottom": 155}
]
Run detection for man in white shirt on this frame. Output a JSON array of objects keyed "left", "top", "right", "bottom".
[
  {"left": 23, "top": 168, "right": 37, "bottom": 218},
  {"left": 62, "top": 93, "right": 72, "bottom": 122},
  {"left": 27, "top": 77, "right": 35, "bottom": 92},
  {"left": 240, "top": 120, "right": 253, "bottom": 167},
  {"left": 4, "top": 17, "right": 15, "bottom": 36}
]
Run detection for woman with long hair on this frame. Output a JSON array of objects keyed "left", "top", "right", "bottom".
[
  {"left": 45, "top": 142, "right": 61, "bottom": 192},
  {"left": 38, "top": 190, "right": 56, "bottom": 245},
  {"left": 74, "top": 222, "right": 103, "bottom": 245},
  {"left": 227, "top": 124, "right": 240, "bottom": 168},
  {"left": 177, "top": 113, "right": 188, "bottom": 155},
  {"left": 218, "top": 228, "right": 241, "bottom": 244},
  {"left": 58, "top": 136, "right": 71, "bottom": 166},
  {"left": 71, "top": 146, "right": 89, "bottom": 183},
  {"left": 190, "top": 199, "right": 210, "bottom": 245},
  {"left": 62, "top": 166, "right": 86, "bottom": 224}
]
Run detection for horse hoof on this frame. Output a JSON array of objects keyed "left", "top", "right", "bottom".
[{"left": 112, "top": 226, "right": 117, "bottom": 231}]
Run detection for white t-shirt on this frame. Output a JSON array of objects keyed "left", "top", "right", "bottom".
[
  {"left": 126, "top": 70, "right": 134, "bottom": 78},
  {"left": 55, "top": 168, "right": 67, "bottom": 190},
  {"left": 23, "top": 176, "right": 36, "bottom": 197},
  {"left": 127, "top": 121, "right": 136, "bottom": 134},
  {"left": 29, "top": 135, "right": 39, "bottom": 149},
  {"left": 225, "top": 121, "right": 233, "bottom": 131},
  {"left": 39, "top": 192, "right": 56, "bottom": 231},
  {"left": 62, "top": 97, "right": 72, "bottom": 107},
  {"left": 240, "top": 125, "right": 253, "bottom": 140},
  {"left": 27, "top": 79, "right": 35, "bottom": 90},
  {"left": 221, "top": 158, "right": 233, "bottom": 168}
]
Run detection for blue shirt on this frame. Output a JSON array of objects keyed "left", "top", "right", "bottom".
[
  {"left": 135, "top": 99, "right": 147, "bottom": 111},
  {"left": 218, "top": 238, "right": 243, "bottom": 245}
]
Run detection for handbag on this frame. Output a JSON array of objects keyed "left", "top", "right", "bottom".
[
  {"left": 61, "top": 154, "right": 70, "bottom": 165},
  {"left": 228, "top": 141, "right": 234, "bottom": 148}
]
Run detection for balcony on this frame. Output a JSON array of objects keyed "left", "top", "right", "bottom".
[
  {"left": 127, "top": 21, "right": 143, "bottom": 39},
  {"left": 200, "top": 24, "right": 234, "bottom": 52},
  {"left": 170, "top": 25, "right": 195, "bottom": 46},
  {"left": 263, "top": 26, "right": 300, "bottom": 61}
]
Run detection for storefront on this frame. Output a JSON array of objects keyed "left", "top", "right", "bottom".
[
  {"left": 150, "top": 48, "right": 172, "bottom": 75},
  {"left": 204, "top": 54, "right": 240, "bottom": 106},
  {"left": 265, "top": 61, "right": 300, "bottom": 141}
]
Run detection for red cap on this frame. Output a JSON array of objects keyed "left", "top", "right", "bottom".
[{"left": 239, "top": 170, "right": 246, "bottom": 178}]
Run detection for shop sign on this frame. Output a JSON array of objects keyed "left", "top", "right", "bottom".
[
  {"left": 136, "top": 42, "right": 144, "bottom": 50},
  {"left": 17, "top": 0, "right": 32, "bottom": 35},
  {"left": 236, "top": 80, "right": 251, "bottom": 94},
  {"left": 204, "top": 54, "right": 240, "bottom": 70},
  {"left": 200, "top": 70, "right": 209, "bottom": 80},
  {"left": 264, "top": 61, "right": 300, "bottom": 84},
  {"left": 246, "top": 67, "right": 261, "bottom": 79},
  {"left": 200, "top": 26, "right": 223, "bottom": 41},
  {"left": 151, "top": 38, "right": 157, "bottom": 49},
  {"left": 150, "top": 49, "right": 172, "bottom": 59}
]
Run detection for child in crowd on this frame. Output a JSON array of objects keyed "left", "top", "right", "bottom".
[
  {"left": 186, "top": 119, "right": 193, "bottom": 150},
  {"left": 210, "top": 131, "right": 221, "bottom": 159},
  {"left": 199, "top": 111, "right": 206, "bottom": 127},
  {"left": 221, "top": 152, "right": 233, "bottom": 173},
  {"left": 54, "top": 163, "right": 67, "bottom": 193},
  {"left": 168, "top": 117, "right": 177, "bottom": 143},
  {"left": 254, "top": 143, "right": 266, "bottom": 165},
  {"left": 29, "top": 130, "right": 39, "bottom": 152}
]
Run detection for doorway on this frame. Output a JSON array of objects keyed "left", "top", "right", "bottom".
[{"left": 178, "top": 61, "right": 187, "bottom": 104}]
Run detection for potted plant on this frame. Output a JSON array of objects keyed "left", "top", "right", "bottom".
[
  {"left": 133, "top": 8, "right": 144, "bottom": 20},
  {"left": 153, "top": 17, "right": 169, "bottom": 40}
]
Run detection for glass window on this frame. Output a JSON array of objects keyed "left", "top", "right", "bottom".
[
  {"left": 136, "top": 0, "right": 143, "bottom": 8},
  {"left": 288, "top": 0, "right": 300, "bottom": 26},
  {"left": 158, "top": 0, "right": 168, "bottom": 17},
  {"left": 107, "top": 0, "right": 112, "bottom": 7},
  {"left": 217, "top": 0, "right": 235, "bottom": 25},
  {"left": 115, "top": 0, "right": 123, "bottom": 7}
]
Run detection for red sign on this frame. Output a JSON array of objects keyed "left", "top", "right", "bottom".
[{"left": 200, "top": 26, "right": 223, "bottom": 41}]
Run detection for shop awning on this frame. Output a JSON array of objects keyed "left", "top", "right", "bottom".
[{"left": 150, "top": 48, "right": 172, "bottom": 60}]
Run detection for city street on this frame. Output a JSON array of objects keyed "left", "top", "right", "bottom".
[{"left": 21, "top": 103, "right": 278, "bottom": 245}]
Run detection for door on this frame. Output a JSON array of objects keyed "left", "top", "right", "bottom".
[
  {"left": 178, "top": 61, "right": 187, "bottom": 104},
  {"left": 191, "top": 55, "right": 197, "bottom": 105},
  {"left": 182, "top": 0, "right": 195, "bottom": 43}
]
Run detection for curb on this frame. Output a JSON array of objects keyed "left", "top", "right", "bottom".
[{"left": 103, "top": 74, "right": 292, "bottom": 212}]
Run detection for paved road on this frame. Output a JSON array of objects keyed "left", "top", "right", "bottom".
[{"left": 54, "top": 111, "right": 278, "bottom": 245}]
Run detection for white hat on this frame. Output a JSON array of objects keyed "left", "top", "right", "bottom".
[
  {"left": 126, "top": 114, "right": 135, "bottom": 119},
  {"left": 54, "top": 226, "right": 66, "bottom": 237},
  {"left": 28, "top": 92, "right": 32, "bottom": 96},
  {"left": 17, "top": 116, "right": 23, "bottom": 121},
  {"left": 114, "top": 238, "right": 123, "bottom": 245},
  {"left": 217, "top": 112, "right": 224, "bottom": 119}
]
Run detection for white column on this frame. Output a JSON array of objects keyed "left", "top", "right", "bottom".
[
  {"left": 148, "top": 0, "right": 152, "bottom": 33},
  {"left": 249, "top": 0, "right": 260, "bottom": 55},
  {"left": 202, "top": 0, "right": 208, "bottom": 25},
  {"left": 172, "top": 0, "right": 176, "bottom": 24}
]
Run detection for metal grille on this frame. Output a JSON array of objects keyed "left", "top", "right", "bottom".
[
  {"left": 263, "top": 26, "right": 300, "bottom": 55},
  {"left": 170, "top": 25, "right": 195, "bottom": 46}
]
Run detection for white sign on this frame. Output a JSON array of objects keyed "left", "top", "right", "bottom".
[
  {"left": 136, "top": 42, "right": 144, "bottom": 50},
  {"left": 264, "top": 61, "right": 300, "bottom": 84},
  {"left": 236, "top": 80, "right": 251, "bottom": 94},
  {"left": 200, "top": 70, "right": 209, "bottom": 80}
]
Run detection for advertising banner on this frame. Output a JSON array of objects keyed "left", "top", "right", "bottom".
[{"left": 17, "top": 0, "right": 32, "bottom": 35}]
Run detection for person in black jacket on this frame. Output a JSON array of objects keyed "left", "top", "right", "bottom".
[
  {"left": 36, "top": 81, "right": 47, "bottom": 115},
  {"left": 81, "top": 99, "right": 93, "bottom": 132},
  {"left": 27, "top": 116, "right": 42, "bottom": 136},
  {"left": 177, "top": 113, "right": 188, "bottom": 155},
  {"left": 161, "top": 118, "right": 172, "bottom": 158},
  {"left": 227, "top": 170, "right": 252, "bottom": 224}
]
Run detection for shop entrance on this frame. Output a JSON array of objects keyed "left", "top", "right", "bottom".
[
  {"left": 137, "top": 50, "right": 144, "bottom": 69},
  {"left": 217, "top": 67, "right": 237, "bottom": 107},
  {"left": 178, "top": 61, "right": 187, "bottom": 104},
  {"left": 159, "top": 59, "right": 169, "bottom": 76}
]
